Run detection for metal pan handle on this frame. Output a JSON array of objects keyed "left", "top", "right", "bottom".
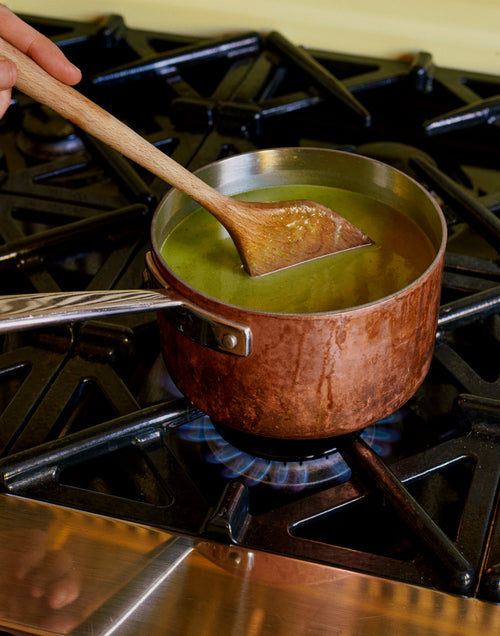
[{"left": 0, "top": 286, "right": 251, "bottom": 357}]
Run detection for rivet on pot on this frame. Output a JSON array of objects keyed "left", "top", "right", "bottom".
[{"left": 221, "top": 333, "right": 238, "bottom": 350}]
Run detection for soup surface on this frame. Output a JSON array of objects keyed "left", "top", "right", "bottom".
[{"left": 160, "top": 185, "right": 436, "bottom": 314}]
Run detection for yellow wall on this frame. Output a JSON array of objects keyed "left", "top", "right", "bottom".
[{"left": 5, "top": 0, "right": 500, "bottom": 74}]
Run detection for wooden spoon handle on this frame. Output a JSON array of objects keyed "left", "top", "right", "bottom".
[{"left": 0, "top": 36, "right": 227, "bottom": 214}]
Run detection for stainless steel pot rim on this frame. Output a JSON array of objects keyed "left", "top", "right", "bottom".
[{"left": 151, "top": 147, "right": 447, "bottom": 319}]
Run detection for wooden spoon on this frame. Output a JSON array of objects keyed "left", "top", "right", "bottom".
[{"left": 0, "top": 36, "right": 373, "bottom": 276}]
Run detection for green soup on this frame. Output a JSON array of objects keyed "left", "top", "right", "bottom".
[{"left": 160, "top": 184, "right": 436, "bottom": 314}]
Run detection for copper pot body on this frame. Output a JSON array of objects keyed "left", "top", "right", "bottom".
[{"left": 150, "top": 148, "right": 447, "bottom": 439}]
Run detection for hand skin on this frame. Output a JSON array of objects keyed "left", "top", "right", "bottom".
[{"left": 0, "top": 3, "right": 81, "bottom": 118}]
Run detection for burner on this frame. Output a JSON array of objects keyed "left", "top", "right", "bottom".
[
  {"left": 176, "top": 414, "right": 401, "bottom": 492},
  {"left": 16, "top": 105, "right": 85, "bottom": 159},
  {"left": 211, "top": 420, "right": 342, "bottom": 461}
]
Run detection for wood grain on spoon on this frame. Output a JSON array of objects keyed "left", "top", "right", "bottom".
[
  {"left": 224, "top": 198, "right": 373, "bottom": 276},
  {"left": 0, "top": 35, "right": 373, "bottom": 277}
]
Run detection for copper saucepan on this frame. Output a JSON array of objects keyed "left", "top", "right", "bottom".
[{"left": 0, "top": 148, "right": 447, "bottom": 439}]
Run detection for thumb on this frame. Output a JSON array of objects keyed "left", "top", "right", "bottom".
[
  {"left": 0, "top": 55, "right": 16, "bottom": 89},
  {"left": 0, "top": 56, "right": 16, "bottom": 118}
]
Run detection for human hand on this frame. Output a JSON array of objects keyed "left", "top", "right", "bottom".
[{"left": 0, "top": 4, "right": 81, "bottom": 118}]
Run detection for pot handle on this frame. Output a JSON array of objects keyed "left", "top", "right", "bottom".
[{"left": 0, "top": 287, "right": 251, "bottom": 357}]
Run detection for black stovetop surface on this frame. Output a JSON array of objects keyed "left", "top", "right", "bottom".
[{"left": 0, "top": 13, "right": 499, "bottom": 603}]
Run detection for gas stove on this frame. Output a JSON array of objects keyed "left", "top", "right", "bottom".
[{"left": 0, "top": 12, "right": 499, "bottom": 635}]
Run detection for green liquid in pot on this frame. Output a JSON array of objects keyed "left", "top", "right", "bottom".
[{"left": 160, "top": 185, "right": 436, "bottom": 314}]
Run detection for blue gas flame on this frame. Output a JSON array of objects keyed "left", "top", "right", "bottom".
[{"left": 177, "top": 413, "right": 402, "bottom": 491}]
